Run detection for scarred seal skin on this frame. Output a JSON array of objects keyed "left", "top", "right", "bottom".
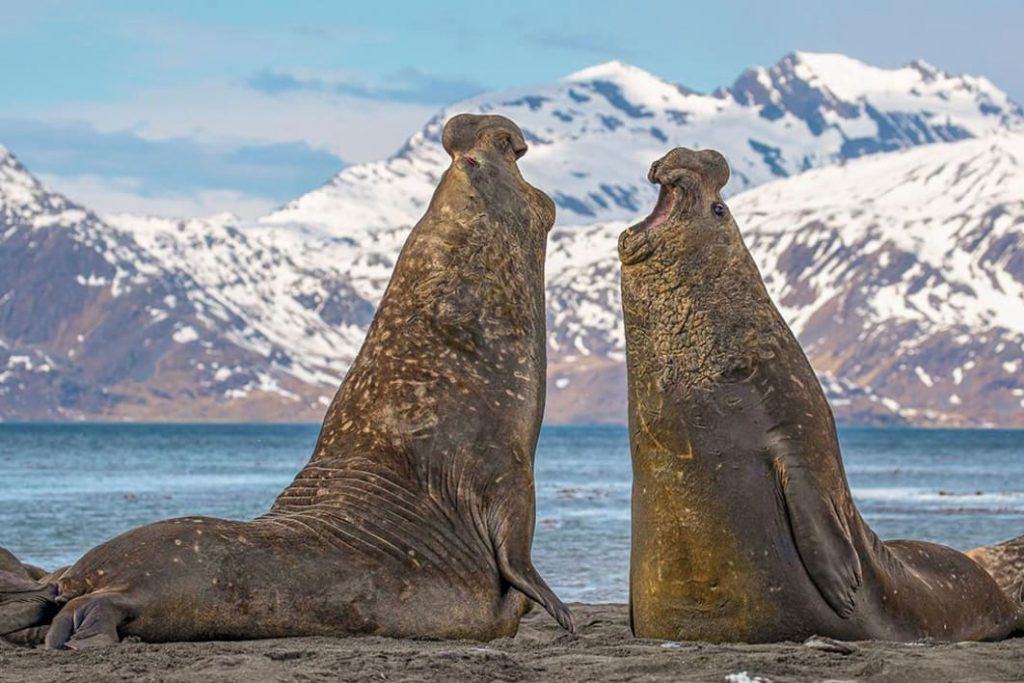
[
  {"left": 619, "top": 147, "right": 1024, "bottom": 643},
  {"left": 0, "top": 113, "right": 574, "bottom": 649}
]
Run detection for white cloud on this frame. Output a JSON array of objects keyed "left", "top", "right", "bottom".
[
  {"left": 6, "top": 81, "right": 440, "bottom": 217},
  {"left": 38, "top": 173, "right": 278, "bottom": 219},
  {"left": 13, "top": 83, "right": 437, "bottom": 165}
]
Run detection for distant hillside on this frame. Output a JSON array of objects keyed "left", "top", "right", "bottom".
[
  {"left": 546, "top": 132, "right": 1024, "bottom": 426},
  {"left": 1, "top": 52, "right": 1022, "bottom": 425}
]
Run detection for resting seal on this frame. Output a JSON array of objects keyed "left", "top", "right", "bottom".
[
  {"left": 0, "top": 547, "right": 59, "bottom": 644},
  {"left": 969, "top": 535, "right": 1024, "bottom": 604},
  {"left": 618, "top": 147, "right": 1024, "bottom": 642},
  {"left": 1, "top": 113, "right": 573, "bottom": 648}
]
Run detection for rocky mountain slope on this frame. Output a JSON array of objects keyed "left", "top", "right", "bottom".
[
  {"left": 0, "top": 147, "right": 339, "bottom": 420},
  {"left": 263, "top": 51, "right": 1021, "bottom": 233},
  {"left": 1, "top": 52, "right": 1022, "bottom": 425},
  {"left": 545, "top": 132, "right": 1024, "bottom": 426}
]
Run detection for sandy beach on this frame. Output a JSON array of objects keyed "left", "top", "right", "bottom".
[{"left": 2, "top": 603, "right": 1022, "bottom": 682}]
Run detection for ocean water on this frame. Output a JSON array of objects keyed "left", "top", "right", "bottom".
[{"left": 1, "top": 423, "right": 1022, "bottom": 603}]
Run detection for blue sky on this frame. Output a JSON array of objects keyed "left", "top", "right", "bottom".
[{"left": 1, "top": 0, "right": 1021, "bottom": 217}]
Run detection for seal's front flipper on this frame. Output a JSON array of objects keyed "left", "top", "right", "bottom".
[
  {"left": 45, "top": 595, "right": 127, "bottom": 650},
  {"left": 0, "top": 570, "right": 60, "bottom": 636},
  {"left": 493, "top": 521, "right": 576, "bottom": 634},
  {"left": 496, "top": 551, "right": 575, "bottom": 634},
  {"left": 968, "top": 534, "right": 1024, "bottom": 604},
  {"left": 773, "top": 455, "right": 863, "bottom": 618}
]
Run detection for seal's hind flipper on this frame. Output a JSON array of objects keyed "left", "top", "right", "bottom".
[
  {"left": 45, "top": 594, "right": 127, "bottom": 650},
  {"left": 968, "top": 535, "right": 1024, "bottom": 604},
  {"left": 0, "top": 570, "right": 60, "bottom": 636},
  {"left": 2, "top": 624, "right": 49, "bottom": 647},
  {"left": 773, "top": 456, "right": 863, "bottom": 618}
]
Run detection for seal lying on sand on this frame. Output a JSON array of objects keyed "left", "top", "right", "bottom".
[
  {"left": 618, "top": 146, "right": 1024, "bottom": 643},
  {"left": 969, "top": 536, "right": 1024, "bottom": 604},
  {"left": 0, "top": 547, "right": 60, "bottom": 644},
  {"left": 0, "top": 113, "right": 573, "bottom": 648}
]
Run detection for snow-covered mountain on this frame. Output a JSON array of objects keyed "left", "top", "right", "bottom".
[
  {"left": 0, "top": 146, "right": 338, "bottom": 420},
  {"left": 544, "top": 132, "right": 1024, "bottom": 426},
  {"left": 2, "top": 52, "right": 1023, "bottom": 425},
  {"left": 263, "top": 51, "right": 1021, "bottom": 234},
  {"left": 105, "top": 213, "right": 374, "bottom": 387}
]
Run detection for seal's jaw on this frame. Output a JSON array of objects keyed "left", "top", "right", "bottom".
[
  {"left": 618, "top": 182, "right": 681, "bottom": 266},
  {"left": 618, "top": 227, "right": 651, "bottom": 266}
]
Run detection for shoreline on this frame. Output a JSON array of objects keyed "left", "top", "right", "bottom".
[{"left": 3, "top": 603, "right": 1023, "bottom": 682}]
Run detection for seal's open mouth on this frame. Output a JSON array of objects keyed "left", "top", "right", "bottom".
[
  {"left": 633, "top": 184, "right": 677, "bottom": 232},
  {"left": 618, "top": 183, "right": 679, "bottom": 265}
]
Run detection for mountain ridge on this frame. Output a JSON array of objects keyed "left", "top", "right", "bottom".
[
  {"left": 2, "top": 52, "right": 1023, "bottom": 425},
  {"left": 261, "top": 51, "right": 1020, "bottom": 233}
]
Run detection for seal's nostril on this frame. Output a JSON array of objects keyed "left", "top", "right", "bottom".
[{"left": 648, "top": 161, "right": 661, "bottom": 184}]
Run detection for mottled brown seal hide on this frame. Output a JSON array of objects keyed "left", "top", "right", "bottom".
[
  {"left": 0, "top": 113, "right": 572, "bottom": 649},
  {"left": 619, "top": 146, "right": 1024, "bottom": 643}
]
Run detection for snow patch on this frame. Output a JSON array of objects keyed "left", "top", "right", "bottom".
[{"left": 172, "top": 326, "right": 200, "bottom": 344}]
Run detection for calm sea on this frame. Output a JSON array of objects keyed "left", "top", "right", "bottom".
[{"left": 1, "top": 424, "right": 1022, "bottom": 602}]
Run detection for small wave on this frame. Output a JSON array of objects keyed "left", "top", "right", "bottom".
[
  {"left": 554, "top": 487, "right": 610, "bottom": 501},
  {"left": 846, "top": 464, "right": 1006, "bottom": 476},
  {"left": 0, "top": 473, "right": 291, "bottom": 500},
  {"left": 868, "top": 506, "right": 1024, "bottom": 516},
  {"left": 853, "top": 487, "right": 1024, "bottom": 507}
]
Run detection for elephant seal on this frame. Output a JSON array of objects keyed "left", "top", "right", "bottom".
[
  {"left": 618, "top": 147, "right": 1024, "bottom": 643},
  {"left": 0, "top": 547, "right": 47, "bottom": 581},
  {"left": 969, "top": 535, "right": 1024, "bottom": 604},
  {"left": 0, "top": 547, "right": 59, "bottom": 643},
  {"left": 1, "top": 113, "right": 573, "bottom": 648}
]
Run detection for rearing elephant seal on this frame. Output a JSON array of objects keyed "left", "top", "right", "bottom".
[
  {"left": 618, "top": 147, "right": 1024, "bottom": 643},
  {"left": 0, "top": 113, "right": 573, "bottom": 648}
]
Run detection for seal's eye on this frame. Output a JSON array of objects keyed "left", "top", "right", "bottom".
[{"left": 712, "top": 202, "right": 727, "bottom": 218}]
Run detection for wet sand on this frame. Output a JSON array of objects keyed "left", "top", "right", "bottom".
[{"left": 2, "top": 603, "right": 1023, "bottom": 682}]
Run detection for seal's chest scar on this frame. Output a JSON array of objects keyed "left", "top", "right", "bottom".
[{"left": 635, "top": 397, "right": 694, "bottom": 465}]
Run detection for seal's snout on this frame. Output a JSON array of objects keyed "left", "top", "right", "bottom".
[
  {"left": 509, "top": 136, "right": 528, "bottom": 160},
  {"left": 648, "top": 158, "right": 690, "bottom": 186},
  {"left": 648, "top": 148, "right": 730, "bottom": 194},
  {"left": 442, "top": 113, "right": 528, "bottom": 161}
]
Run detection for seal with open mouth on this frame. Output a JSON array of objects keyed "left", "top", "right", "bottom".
[
  {"left": 0, "top": 113, "right": 574, "bottom": 648},
  {"left": 619, "top": 146, "right": 1024, "bottom": 643}
]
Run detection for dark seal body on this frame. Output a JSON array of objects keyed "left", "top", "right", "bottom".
[
  {"left": 1, "top": 114, "right": 573, "bottom": 648},
  {"left": 619, "top": 147, "right": 1024, "bottom": 643}
]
